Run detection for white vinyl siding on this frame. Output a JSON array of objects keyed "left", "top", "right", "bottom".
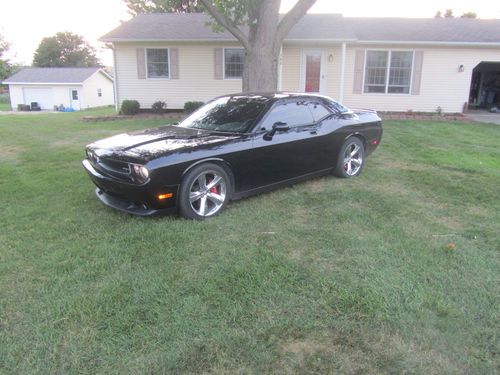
[
  {"left": 344, "top": 45, "right": 500, "bottom": 112},
  {"left": 364, "top": 50, "right": 413, "bottom": 94},
  {"left": 115, "top": 42, "right": 243, "bottom": 109},
  {"left": 224, "top": 48, "right": 245, "bottom": 79},
  {"left": 112, "top": 41, "right": 500, "bottom": 113},
  {"left": 82, "top": 72, "right": 115, "bottom": 109},
  {"left": 7, "top": 72, "right": 114, "bottom": 111},
  {"left": 146, "top": 48, "right": 169, "bottom": 78},
  {"left": 280, "top": 45, "right": 341, "bottom": 99},
  {"left": 9, "top": 85, "right": 82, "bottom": 110}
]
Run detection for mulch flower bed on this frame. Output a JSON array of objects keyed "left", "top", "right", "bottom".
[
  {"left": 82, "top": 112, "right": 185, "bottom": 122},
  {"left": 82, "top": 111, "right": 473, "bottom": 123},
  {"left": 378, "top": 112, "right": 469, "bottom": 121}
]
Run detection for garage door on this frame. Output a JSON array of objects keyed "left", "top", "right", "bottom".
[{"left": 23, "top": 88, "right": 54, "bottom": 110}]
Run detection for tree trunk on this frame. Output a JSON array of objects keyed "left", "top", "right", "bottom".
[
  {"left": 199, "top": 0, "right": 316, "bottom": 92},
  {"left": 241, "top": 1, "right": 281, "bottom": 92},
  {"left": 242, "top": 44, "right": 280, "bottom": 92}
]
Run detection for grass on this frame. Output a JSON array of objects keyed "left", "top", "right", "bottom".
[
  {"left": 0, "top": 93, "right": 10, "bottom": 111},
  {"left": 0, "top": 108, "right": 499, "bottom": 374}
]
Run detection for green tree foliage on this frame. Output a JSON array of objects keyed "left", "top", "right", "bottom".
[
  {"left": 461, "top": 12, "right": 477, "bottom": 18},
  {"left": 124, "top": 0, "right": 204, "bottom": 15},
  {"left": 0, "top": 34, "right": 12, "bottom": 81},
  {"left": 435, "top": 9, "right": 478, "bottom": 19},
  {"left": 444, "top": 9, "right": 454, "bottom": 18},
  {"left": 32, "top": 32, "right": 101, "bottom": 67}
]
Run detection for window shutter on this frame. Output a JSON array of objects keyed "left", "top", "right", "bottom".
[
  {"left": 353, "top": 50, "right": 365, "bottom": 94},
  {"left": 170, "top": 48, "right": 179, "bottom": 79},
  {"left": 411, "top": 51, "right": 424, "bottom": 95},
  {"left": 136, "top": 48, "right": 146, "bottom": 79},
  {"left": 214, "top": 48, "right": 223, "bottom": 80}
]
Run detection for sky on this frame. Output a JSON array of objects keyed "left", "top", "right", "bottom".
[{"left": 2, "top": 0, "right": 500, "bottom": 67}]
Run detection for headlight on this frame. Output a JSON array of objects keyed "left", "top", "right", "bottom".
[{"left": 131, "top": 164, "right": 149, "bottom": 183}]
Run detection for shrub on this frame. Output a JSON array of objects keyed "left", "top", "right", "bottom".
[
  {"left": 184, "top": 101, "right": 204, "bottom": 114},
  {"left": 151, "top": 101, "right": 167, "bottom": 113},
  {"left": 120, "top": 100, "right": 140, "bottom": 115},
  {"left": 0, "top": 93, "right": 10, "bottom": 104}
]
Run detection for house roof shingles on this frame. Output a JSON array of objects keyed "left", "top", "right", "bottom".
[
  {"left": 100, "top": 13, "right": 500, "bottom": 44},
  {"left": 3, "top": 67, "right": 103, "bottom": 84},
  {"left": 348, "top": 17, "right": 500, "bottom": 43}
]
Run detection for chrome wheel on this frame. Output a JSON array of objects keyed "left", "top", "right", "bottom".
[
  {"left": 188, "top": 170, "right": 227, "bottom": 217},
  {"left": 343, "top": 141, "right": 363, "bottom": 176}
]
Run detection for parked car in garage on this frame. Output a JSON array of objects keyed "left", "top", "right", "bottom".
[{"left": 82, "top": 92, "right": 382, "bottom": 219}]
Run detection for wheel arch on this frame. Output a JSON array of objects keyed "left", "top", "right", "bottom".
[
  {"left": 182, "top": 158, "right": 236, "bottom": 194},
  {"left": 345, "top": 132, "right": 367, "bottom": 150}
]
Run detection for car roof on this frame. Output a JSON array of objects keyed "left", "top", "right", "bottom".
[{"left": 219, "top": 92, "right": 334, "bottom": 103}]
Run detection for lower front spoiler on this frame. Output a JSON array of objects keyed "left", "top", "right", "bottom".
[{"left": 95, "top": 188, "right": 168, "bottom": 217}]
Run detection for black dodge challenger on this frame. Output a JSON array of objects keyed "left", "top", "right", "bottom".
[{"left": 82, "top": 93, "right": 382, "bottom": 219}]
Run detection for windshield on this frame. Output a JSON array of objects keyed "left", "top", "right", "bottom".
[{"left": 178, "top": 95, "right": 269, "bottom": 133}]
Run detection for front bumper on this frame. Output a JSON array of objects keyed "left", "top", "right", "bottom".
[
  {"left": 82, "top": 159, "right": 178, "bottom": 216},
  {"left": 95, "top": 188, "right": 161, "bottom": 216}
]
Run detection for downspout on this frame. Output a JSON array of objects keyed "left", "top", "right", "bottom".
[
  {"left": 111, "top": 43, "right": 119, "bottom": 113},
  {"left": 339, "top": 42, "right": 346, "bottom": 103},
  {"left": 278, "top": 45, "right": 283, "bottom": 91}
]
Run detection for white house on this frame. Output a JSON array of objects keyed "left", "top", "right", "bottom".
[
  {"left": 101, "top": 13, "right": 500, "bottom": 113},
  {"left": 3, "top": 67, "right": 115, "bottom": 111}
]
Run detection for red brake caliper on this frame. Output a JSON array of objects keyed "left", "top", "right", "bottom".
[{"left": 207, "top": 176, "right": 218, "bottom": 194}]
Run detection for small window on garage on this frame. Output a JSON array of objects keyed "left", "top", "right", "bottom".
[{"left": 97, "top": 88, "right": 102, "bottom": 97}]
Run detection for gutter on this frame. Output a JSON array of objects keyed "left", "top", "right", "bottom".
[
  {"left": 100, "top": 38, "right": 500, "bottom": 48},
  {"left": 3, "top": 82, "right": 85, "bottom": 85},
  {"left": 100, "top": 38, "right": 358, "bottom": 44},
  {"left": 353, "top": 40, "right": 500, "bottom": 47}
]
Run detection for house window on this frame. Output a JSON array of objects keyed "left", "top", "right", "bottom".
[
  {"left": 224, "top": 48, "right": 245, "bottom": 79},
  {"left": 364, "top": 51, "right": 413, "bottom": 94},
  {"left": 147, "top": 48, "right": 169, "bottom": 78},
  {"left": 97, "top": 88, "right": 102, "bottom": 97}
]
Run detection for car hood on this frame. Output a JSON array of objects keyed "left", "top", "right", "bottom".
[{"left": 88, "top": 125, "right": 239, "bottom": 162}]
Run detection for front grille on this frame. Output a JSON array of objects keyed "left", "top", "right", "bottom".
[{"left": 94, "top": 157, "right": 133, "bottom": 182}]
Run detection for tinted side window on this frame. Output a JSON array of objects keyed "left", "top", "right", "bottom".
[
  {"left": 260, "top": 101, "right": 314, "bottom": 130},
  {"left": 308, "top": 103, "right": 331, "bottom": 122}
]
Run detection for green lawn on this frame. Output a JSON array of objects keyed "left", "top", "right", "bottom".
[
  {"left": 0, "top": 102, "right": 11, "bottom": 111},
  {"left": 1, "top": 109, "right": 499, "bottom": 374}
]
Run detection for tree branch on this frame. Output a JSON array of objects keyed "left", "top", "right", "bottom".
[
  {"left": 276, "top": 0, "right": 317, "bottom": 44},
  {"left": 198, "top": 0, "right": 250, "bottom": 50}
]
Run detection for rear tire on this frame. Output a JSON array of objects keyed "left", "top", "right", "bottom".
[
  {"left": 333, "top": 137, "right": 365, "bottom": 178},
  {"left": 178, "top": 163, "right": 231, "bottom": 219}
]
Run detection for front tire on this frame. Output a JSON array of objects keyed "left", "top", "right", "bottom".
[
  {"left": 178, "top": 163, "right": 231, "bottom": 219},
  {"left": 333, "top": 137, "right": 365, "bottom": 178}
]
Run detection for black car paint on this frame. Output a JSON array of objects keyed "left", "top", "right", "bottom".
[{"left": 83, "top": 93, "right": 382, "bottom": 216}]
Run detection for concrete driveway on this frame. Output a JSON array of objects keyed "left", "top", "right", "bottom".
[{"left": 467, "top": 110, "right": 500, "bottom": 125}]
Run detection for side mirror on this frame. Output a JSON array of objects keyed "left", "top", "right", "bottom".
[
  {"left": 338, "top": 111, "right": 354, "bottom": 119},
  {"left": 272, "top": 121, "right": 290, "bottom": 132},
  {"left": 264, "top": 121, "right": 289, "bottom": 140}
]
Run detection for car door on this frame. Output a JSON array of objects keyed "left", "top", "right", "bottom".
[{"left": 243, "top": 99, "right": 325, "bottom": 189}]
